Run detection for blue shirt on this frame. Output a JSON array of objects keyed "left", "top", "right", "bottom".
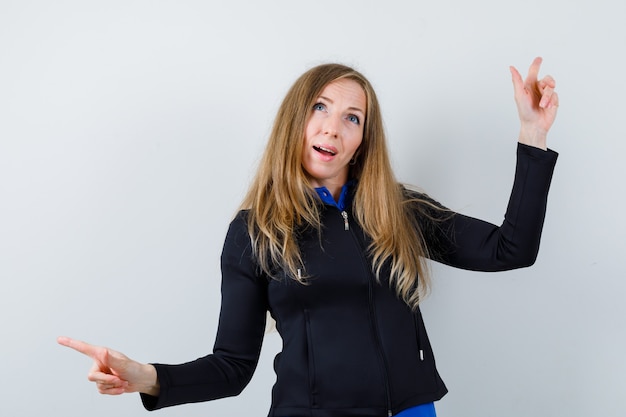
[
  {"left": 314, "top": 180, "right": 355, "bottom": 211},
  {"left": 394, "top": 402, "right": 437, "bottom": 417}
]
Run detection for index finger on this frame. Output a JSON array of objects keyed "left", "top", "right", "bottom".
[
  {"left": 526, "top": 56, "right": 543, "bottom": 84},
  {"left": 57, "top": 336, "right": 101, "bottom": 359}
]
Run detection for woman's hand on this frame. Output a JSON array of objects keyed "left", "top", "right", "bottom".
[
  {"left": 57, "top": 336, "right": 160, "bottom": 397},
  {"left": 510, "top": 57, "right": 559, "bottom": 150}
]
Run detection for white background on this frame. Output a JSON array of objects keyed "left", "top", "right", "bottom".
[{"left": 1, "top": 1, "right": 625, "bottom": 416}]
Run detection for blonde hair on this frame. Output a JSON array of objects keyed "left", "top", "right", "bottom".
[{"left": 240, "top": 63, "right": 434, "bottom": 309}]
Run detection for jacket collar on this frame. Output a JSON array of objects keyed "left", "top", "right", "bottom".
[{"left": 314, "top": 179, "right": 356, "bottom": 211}]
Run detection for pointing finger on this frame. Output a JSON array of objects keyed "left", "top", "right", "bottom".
[
  {"left": 526, "top": 56, "right": 543, "bottom": 84},
  {"left": 57, "top": 336, "right": 102, "bottom": 360}
]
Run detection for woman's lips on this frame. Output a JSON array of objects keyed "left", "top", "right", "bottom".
[
  {"left": 312, "top": 145, "right": 338, "bottom": 162},
  {"left": 313, "top": 145, "right": 337, "bottom": 156}
]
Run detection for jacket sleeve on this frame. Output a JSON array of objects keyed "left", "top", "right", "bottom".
[
  {"left": 141, "top": 211, "right": 268, "bottom": 410},
  {"left": 422, "top": 143, "right": 558, "bottom": 271}
]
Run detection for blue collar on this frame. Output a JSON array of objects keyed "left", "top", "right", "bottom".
[{"left": 314, "top": 180, "right": 356, "bottom": 211}]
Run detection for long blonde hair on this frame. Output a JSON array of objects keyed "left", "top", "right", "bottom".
[{"left": 240, "top": 63, "right": 434, "bottom": 309}]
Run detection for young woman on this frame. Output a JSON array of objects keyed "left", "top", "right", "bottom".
[{"left": 58, "top": 57, "right": 559, "bottom": 417}]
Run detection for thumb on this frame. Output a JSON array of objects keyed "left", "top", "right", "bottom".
[
  {"left": 509, "top": 65, "right": 524, "bottom": 96},
  {"left": 101, "top": 347, "right": 130, "bottom": 371}
]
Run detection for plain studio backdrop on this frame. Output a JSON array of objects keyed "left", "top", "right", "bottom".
[{"left": 1, "top": 1, "right": 625, "bottom": 416}]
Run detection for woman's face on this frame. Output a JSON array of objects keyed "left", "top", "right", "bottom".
[{"left": 301, "top": 78, "right": 366, "bottom": 193}]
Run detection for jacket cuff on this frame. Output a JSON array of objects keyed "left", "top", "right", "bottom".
[
  {"left": 517, "top": 142, "right": 559, "bottom": 163},
  {"left": 139, "top": 363, "right": 169, "bottom": 411}
]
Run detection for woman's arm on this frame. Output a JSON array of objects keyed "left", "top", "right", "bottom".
[
  {"left": 140, "top": 212, "right": 269, "bottom": 410},
  {"left": 426, "top": 143, "right": 558, "bottom": 271},
  {"left": 422, "top": 58, "right": 560, "bottom": 270},
  {"left": 58, "top": 212, "right": 269, "bottom": 410}
]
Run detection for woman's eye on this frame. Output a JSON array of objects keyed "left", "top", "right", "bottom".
[
  {"left": 347, "top": 114, "right": 360, "bottom": 125},
  {"left": 313, "top": 103, "right": 326, "bottom": 112}
]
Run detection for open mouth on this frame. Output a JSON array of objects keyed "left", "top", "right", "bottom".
[{"left": 313, "top": 145, "right": 337, "bottom": 156}]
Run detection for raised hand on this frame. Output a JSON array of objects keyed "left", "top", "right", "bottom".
[
  {"left": 57, "top": 336, "right": 160, "bottom": 396},
  {"left": 510, "top": 57, "right": 559, "bottom": 150}
]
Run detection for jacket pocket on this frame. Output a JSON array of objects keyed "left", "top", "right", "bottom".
[
  {"left": 412, "top": 312, "right": 440, "bottom": 394},
  {"left": 304, "top": 309, "right": 318, "bottom": 407}
]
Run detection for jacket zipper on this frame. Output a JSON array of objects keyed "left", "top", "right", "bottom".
[
  {"left": 341, "top": 210, "right": 349, "bottom": 230},
  {"left": 342, "top": 209, "right": 393, "bottom": 417}
]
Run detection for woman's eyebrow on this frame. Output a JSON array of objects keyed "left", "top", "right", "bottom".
[{"left": 318, "top": 96, "right": 365, "bottom": 115}]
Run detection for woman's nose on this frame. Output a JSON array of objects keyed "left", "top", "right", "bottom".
[{"left": 323, "top": 114, "right": 341, "bottom": 137}]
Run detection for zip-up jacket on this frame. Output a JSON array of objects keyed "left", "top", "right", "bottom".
[{"left": 141, "top": 143, "right": 558, "bottom": 416}]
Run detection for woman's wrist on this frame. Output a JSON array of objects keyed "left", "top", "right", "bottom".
[
  {"left": 137, "top": 363, "right": 160, "bottom": 397},
  {"left": 518, "top": 124, "right": 548, "bottom": 150}
]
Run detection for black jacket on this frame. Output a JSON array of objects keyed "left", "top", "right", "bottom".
[{"left": 141, "top": 144, "right": 558, "bottom": 416}]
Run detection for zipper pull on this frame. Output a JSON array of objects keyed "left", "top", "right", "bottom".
[
  {"left": 341, "top": 210, "right": 349, "bottom": 231},
  {"left": 419, "top": 350, "right": 424, "bottom": 361},
  {"left": 388, "top": 410, "right": 393, "bottom": 417}
]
